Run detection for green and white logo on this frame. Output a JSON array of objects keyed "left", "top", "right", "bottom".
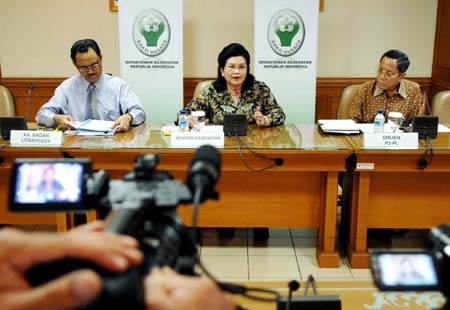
[
  {"left": 133, "top": 9, "right": 170, "bottom": 57},
  {"left": 267, "top": 9, "right": 305, "bottom": 57}
]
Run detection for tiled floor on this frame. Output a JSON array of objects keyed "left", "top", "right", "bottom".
[
  {"left": 197, "top": 227, "right": 428, "bottom": 283},
  {"left": 10, "top": 225, "right": 428, "bottom": 284}
]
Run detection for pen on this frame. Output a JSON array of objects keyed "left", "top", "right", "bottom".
[{"left": 54, "top": 125, "right": 61, "bottom": 131}]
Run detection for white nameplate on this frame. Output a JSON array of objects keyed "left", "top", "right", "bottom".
[
  {"left": 363, "top": 132, "right": 418, "bottom": 149},
  {"left": 10, "top": 130, "right": 63, "bottom": 147},
  {"left": 171, "top": 131, "right": 224, "bottom": 148},
  {"left": 356, "top": 163, "right": 374, "bottom": 170}
]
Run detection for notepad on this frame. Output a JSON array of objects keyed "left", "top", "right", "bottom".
[
  {"left": 65, "top": 120, "right": 117, "bottom": 135},
  {"left": 317, "top": 119, "right": 361, "bottom": 135}
]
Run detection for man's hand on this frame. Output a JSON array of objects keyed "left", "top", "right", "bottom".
[
  {"left": 145, "top": 267, "right": 236, "bottom": 310},
  {"left": 53, "top": 114, "right": 75, "bottom": 130},
  {"left": 0, "top": 226, "right": 143, "bottom": 310},
  {"left": 112, "top": 113, "right": 133, "bottom": 132}
]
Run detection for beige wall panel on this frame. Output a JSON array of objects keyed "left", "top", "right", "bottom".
[{"left": 0, "top": 0, "right": 437, "bottom": 78}]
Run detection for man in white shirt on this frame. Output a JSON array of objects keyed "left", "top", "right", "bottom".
[{"left": 36, "top": 39, "right": 146, "bottom": 132}]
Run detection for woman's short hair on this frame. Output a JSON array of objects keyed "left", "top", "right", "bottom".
[{"left": 213, "top": 43, "right": 255, "bottom": 92}]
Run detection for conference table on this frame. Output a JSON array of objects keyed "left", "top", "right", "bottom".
[
  {"left": 0, "top": 124, "right": 352, "bottom": 268},
  {"left": 340, "top": 131, "right": 450, "bottom": 268}
]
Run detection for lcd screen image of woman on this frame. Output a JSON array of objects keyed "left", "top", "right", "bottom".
[{"left": 14, "top": 163, "right": 84, "bottom": 204}]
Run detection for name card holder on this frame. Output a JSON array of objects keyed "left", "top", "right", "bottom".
[
  {"left": 10, "top": 130, "right": 63, "bottom": 147},
  {"left": 363, "top": 132, "right": 418, "bottom": 149},
  {"left": 171, "top": 131, "right": 224, "bottom": 148}
]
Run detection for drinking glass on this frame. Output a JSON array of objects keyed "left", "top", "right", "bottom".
[
  {"left": 387, "top": 112, "right": 404, "bottom": 132},
  {"left": 191, "top": 111, "right": 205, "bottom": 132}
]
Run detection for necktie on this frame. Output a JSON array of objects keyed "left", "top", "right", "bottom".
[{"left": 85, "top": 83, "right": 99, "bottom": 120}]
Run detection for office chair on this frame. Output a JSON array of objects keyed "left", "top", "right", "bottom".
[
  {"left": 336, "top": 84, "right": 359, "bottom": 119},
  {"left": 431, "top": 90, "right": 450, "bottom": 125},
  {"left": 336, "top": 84, "right": 360, "bottom": 231},
  {"left": 0, "top": 84, "right": 16, "bottom": 116},
  {"left": 192, "top": 80, "right": 214, "bottom": 99}
]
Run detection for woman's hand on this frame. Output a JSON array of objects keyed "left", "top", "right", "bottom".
[{"left": 253, "top": 107, "right": 270, "bottom": 127}]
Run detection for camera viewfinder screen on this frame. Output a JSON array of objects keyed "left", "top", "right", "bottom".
[
  {"left": 13, "top": 162, "right": 84, "bottom": 205},
  {"left": 378, "top": 253, "right": 439, "bottom": 287}
]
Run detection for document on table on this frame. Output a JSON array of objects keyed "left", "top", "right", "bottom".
[
  {"left": 318, "top": 119, "right": 361, "bottom": 135},
  {"left": 65, "top": 120, "right": 118, "bottom": 135}
]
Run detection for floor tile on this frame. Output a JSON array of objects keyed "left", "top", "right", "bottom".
[
  {"left": 200, "top": 255, "right": 248, "bottom": 278},
  {"left": 350, "top": 268, "right": 373, "bottom": 280},
  {"left": 249, "top": 255, "right": 300, "bottom": 278},
  {"left": 248, "top": 238, "right": 295, "bottom": 256},
  {"left": 201, "top": 228, "right": 248, "bottom": 238},
  {"left": 248, "top": 228, "right": 290, "bottom": 238},
  {"left": 201, "top": 237, "right": 247, "bottom": 255},
  {"left": 313, "top": 277, "right": 360, "bottom": 282},
  {"left": 290, "top": 228, "right": 318, "bottom": 238},
  {"left": 297, "top": 255, "right": 353, "bottom": 280},
  {"left": 248, "top": 277, "right": 300, "bottom": 282},
  {"left": 293, "top": 238, "right": 317, "bottom": 256}
]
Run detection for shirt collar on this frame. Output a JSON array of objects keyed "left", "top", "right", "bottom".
[
  {"left": 373, "top": 80, "right": 407, "bottom": 99},
  {"left": 80, "top": 73, "right": 104, "bottom": 91}
]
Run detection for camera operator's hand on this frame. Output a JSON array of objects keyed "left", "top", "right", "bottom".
[
  {"left": 145, "top": 267, "right": 236, "bottom": 310},
  {"left": 70, "top": 219, "right": 108, "bottom": 233},
  {"left": 0, "top": 226, "right": 143, "bottom": 310}
]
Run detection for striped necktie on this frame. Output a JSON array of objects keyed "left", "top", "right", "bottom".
[{"left": 85, "top": 83, "right": 99, "bottom": 119}]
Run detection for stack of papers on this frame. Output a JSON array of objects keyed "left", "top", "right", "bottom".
[
  {"left": 318, "top": 119, "right": 361, "bottom": 135},
  {"left": 66, "top": 120, "right": 117, "bottom": 136}
]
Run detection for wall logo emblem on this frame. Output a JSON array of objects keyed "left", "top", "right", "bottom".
[
  {"left": 133, "top": 9, "right": 170, "bottom": 57},
  {"left": 268, "top": 9, "right": 305, "bottom": 57}
]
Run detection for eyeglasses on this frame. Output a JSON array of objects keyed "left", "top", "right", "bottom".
[
  {"left": 226, "top": 64, "right": 247, "bottom": 72},
  {"left": 375, "top": 67, "right": 399, "bottom": 79},
  {"left": 77, "top": 62, "right": 101, "bottom": 73}
]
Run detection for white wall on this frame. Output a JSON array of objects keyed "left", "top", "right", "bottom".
[
  {"left": 0, "top": 0, "right": 437, "bottom": 78},
  {"left": 317, "top": 0, "right": 438, "bottom": 77}
]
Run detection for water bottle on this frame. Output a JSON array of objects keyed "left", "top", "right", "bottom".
[
  {"left": 373, "top": 109, "right": 385, "bottom": 133},
  {"left": 178, "top": 110, "right": 189, "bottom": 132}
]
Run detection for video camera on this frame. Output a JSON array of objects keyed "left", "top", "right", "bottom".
[
  {"left": 8, "top": 145, "right": 221, "bottom": 310},
  {"left": 370, "top": 224, "right": 450, "bottom": 309}
]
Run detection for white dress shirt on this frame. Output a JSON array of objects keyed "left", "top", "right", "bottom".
[{"left": 36, "top": 73, "right": 146, "bottom": 127}]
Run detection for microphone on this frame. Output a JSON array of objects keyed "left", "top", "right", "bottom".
[
  {"left": 274, "top": 158, "right": 284, "bottom": 166},
  {"left": 25, "top": 82, "right": 35, "bottom": 121},
  {"left": 187, "top": 145, "right": 221, "bottom": 203},
  {"left": 285, "top": 280, "right": 300, "bottom": 310}
]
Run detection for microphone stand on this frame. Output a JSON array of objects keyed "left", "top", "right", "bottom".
[
  {"left": 420, "top": 86, "right": 432, "bottom": 116},
  {"left": 25, "top": 83, "right": 35, "bottom": 121}
]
